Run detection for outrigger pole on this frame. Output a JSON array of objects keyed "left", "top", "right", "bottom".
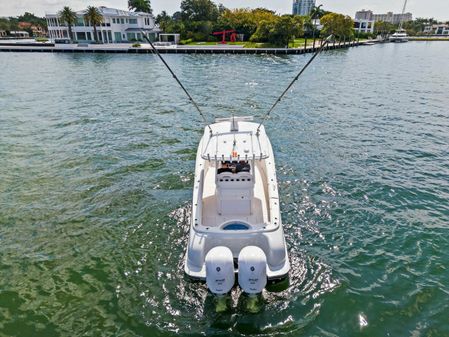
[
  {"left": 256, "top": 35, "right": 333, "bottom": 136},
  {"left": 141, "top": 32, "right": 213, "bottom": 134}
]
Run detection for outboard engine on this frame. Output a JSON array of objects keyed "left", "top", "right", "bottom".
[
  {"left": 205, "top": 246, "right": 235, "bottom": 295},
  {"left": 238, "top": 246, "right": 267, "bottom": 294}
]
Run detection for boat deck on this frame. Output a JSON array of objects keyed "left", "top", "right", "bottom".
[{"left": 201, "top": 164, "right": 269, "bottom": 228}]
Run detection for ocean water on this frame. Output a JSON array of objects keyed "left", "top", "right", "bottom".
[{"left": 0, "top": 42, "right": 448, "bottom": 337}]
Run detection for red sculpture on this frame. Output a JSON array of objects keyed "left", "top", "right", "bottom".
[{"left": 212, "top": 30, "right": 238, "bottom": 44}]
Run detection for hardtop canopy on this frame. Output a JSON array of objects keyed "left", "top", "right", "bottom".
[{"left": 201, "top": 121, "right": 270, "bottom": 161}]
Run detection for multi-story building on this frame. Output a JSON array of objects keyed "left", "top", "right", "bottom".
[
  {"left": 355, "top": 10, "right": 374, "bottom": 21},
  {"left": 292, "top": 0, "right": 316, "bottom": 16},
  {"left": 373, "top": 12, "right": 412, "bottom": 25},
  {"left": 46, "top": 6, "right": 159, "bottom": 43},
  {"left": 355, "top": 9, "right": 412, "bottom": 25}
]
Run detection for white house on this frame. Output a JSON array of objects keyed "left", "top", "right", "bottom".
[
  {"left": 424, "top": 24, "right": 449, "bottom": 35},
  {"left": 46, "top": 6, "right": 160, "bottom": 43},
  {"left": 354, "top": 19, "right": 375, "bottom": 34}
]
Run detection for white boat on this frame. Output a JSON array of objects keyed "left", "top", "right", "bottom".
[
  {"left": 390, "top": 0, "right": 409, "bottom": 43},
  {"left": 389, "top": 29, "right": 409, "bottom": 43},
  {"left": 141, "top": 31, "right": 332, "bottom": 297},
  {"left": 184, "top": 116, "right": 290, "bottom": 294}
]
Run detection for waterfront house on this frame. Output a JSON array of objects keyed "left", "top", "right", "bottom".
[
  {"left": 18, "top": 22, "right": 47, "bottom": 37},
  {"left": 354, "top": 19, "right": 375, "bottom": 34},
  {"left": 424, "top": 24, "right": 449, "bottom": 36},
  {"left": 46, "top": 6, "right": 159, "bottom": 43}
]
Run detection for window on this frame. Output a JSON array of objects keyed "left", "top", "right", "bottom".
[
  {"left": 121, "top": 18, "right": 124, "bottom": 24},
  {"left": 76, "top": 17, "right": 84, "bottom": 26},
  {"left": 129, "top": 19, "right": 137, "bottom": 24},
  {"left": 112, "top": 18, "right": 116, "bottom": 24}
]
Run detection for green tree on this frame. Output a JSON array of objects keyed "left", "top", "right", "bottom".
[
  {"left": 292, "top": 15, "right": 304, "bottom": 38},
  {"left": 217, "top": 8, "right": 278, "bottom": 41},
  {"left": 84, "top": 6, "right": 103, "bottom": 42},
  {"left": 180, "top": 0, "right": 219, "bottom": 22},
  {"left": 270, "top": 15, "right": 299, "bottom": 47},
  {"left": 310, "top": 5, "right": 325, "bottom": 19},
  {"left": 402, "top": 17, "right": 437, "bottom": 36},
  {"left": 320, "top": 13, "right": 353, "bottom": 40},
  {"left": 218, "top": 4, "right": 227, "bottom": 16},
  {"left": 250, "top": 15, "right": 302, "bottom": 47},
  {"left": 374, "top": 21, "right": 396, "bottom": 36},
  {"left": 59, "top": 6, "right": 77, "bottom": 41},
  {"left": 250, "top": 20, "right": 273, "bottom": 43},
  {"left": 128, "top": 0, "right": 152, "bottom": 13},
  {"left": 0, "top": 18, "right": 12, "bottom": 31},
  {"left": 156, "top": 10, "right": 171, "bottom": 32},
  {"left": 218, "top": 8, "right": 258, "bottom": 39},
  {"left": 17, "top": 12, "right": 47, "bottom": 28}
]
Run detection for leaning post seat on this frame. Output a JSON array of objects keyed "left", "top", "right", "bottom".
[{"left": 216, "top": 171, "right": 254, "bottom": 216}]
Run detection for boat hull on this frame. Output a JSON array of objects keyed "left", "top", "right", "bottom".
[
  {"left": 389, "top": 38, "right": 408, "bottom": 43},
  {"left": 184, "top": 226, "right": 290, "bottom": 281},
  {"left": 184, "top": 118, "right": 290, "bottom": 284}
]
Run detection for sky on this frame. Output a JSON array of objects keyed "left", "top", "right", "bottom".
[{"left": 1, "top": 0, "right": 448, "bottom": 21}]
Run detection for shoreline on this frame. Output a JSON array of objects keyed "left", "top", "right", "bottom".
[{"left": 0, "top": 41, "right": 364, "bottom": 54}]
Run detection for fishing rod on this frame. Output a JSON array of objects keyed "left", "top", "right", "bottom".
[
  {"left": 256, "top": 35, "right": 333, "bottom": 136},
  {"left": 140, "top": 32, "right": 212, "bottom": 134}
]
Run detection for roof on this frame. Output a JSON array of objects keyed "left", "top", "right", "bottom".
[
  {"left": 201, "top": 120, "right": 270, "bottom": 161},
  {"left": 76, "top": 7, "right": 152, "bottom": 17}
]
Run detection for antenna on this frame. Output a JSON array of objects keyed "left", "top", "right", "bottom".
[
  {"left": 140, "top": 32, "right": 212, "bottom": 134},
  {"left": 399, "top": 0, "right": 408, "bottom": 30},
  {"left": 256, "top": 35, "right": 333, "bottom": 136}
]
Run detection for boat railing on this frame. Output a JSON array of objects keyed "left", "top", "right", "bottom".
[{"left": 192, "top": 169, "right": 204, "bottom": 228}]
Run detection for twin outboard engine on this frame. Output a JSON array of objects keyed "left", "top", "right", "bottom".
[
  {"left": 205, "top": 246, "right": 267, "bottom": 296},
  {"left": 205, "top": 246, "right": 235, "bottom": 295},
  {"left": 238, "top": 246, "right": 267, "bottom": 294}
]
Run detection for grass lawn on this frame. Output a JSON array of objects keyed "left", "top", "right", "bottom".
[
  {"left": 183, "top": 38, "right": 361, "bottom": 49},
  {"left": 185, "top": 41, "right": 247, "bottom": 46}
]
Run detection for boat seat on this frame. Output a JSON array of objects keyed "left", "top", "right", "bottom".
[{"left": 216, "top": 172, "right": 254, "bottom": 216}]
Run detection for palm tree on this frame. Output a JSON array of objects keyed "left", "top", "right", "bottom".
[
  {"left": 128, "top": 0, "right": 152, "bottom": 13},
  {"left": 310, "top": 4, "right": 323, "bottom": 49},
  {"left": 84, "top": 6, "right": 103, "bottom": 42},
  {"left": 59, "top": 6, "right": 77, "bottom": 41}
]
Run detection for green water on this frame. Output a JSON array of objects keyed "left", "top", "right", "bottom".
[{"left": 0, "top": 42, "right": 449, "bottom": 336}]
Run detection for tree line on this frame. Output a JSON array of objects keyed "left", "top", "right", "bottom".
[
  {"left": 2, "top": 0, "right": 446, "bottom": 42},
  {"left": 155, "top": 0, "right": 356, "bottom": 46},
  {"left": 0, "top": 12, "right": 46, "bottom": 35}
]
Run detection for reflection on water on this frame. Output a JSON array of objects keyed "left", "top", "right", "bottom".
[{"left": 1, "top": 42, "right": 449, "bottom": 336}]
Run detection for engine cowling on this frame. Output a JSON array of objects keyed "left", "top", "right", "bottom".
[
  {"left": 205, "top": 246, "right": 235, "bottom": 295},
  {"left": 238, "top": 246, "right": 267, "bottom": 294}
]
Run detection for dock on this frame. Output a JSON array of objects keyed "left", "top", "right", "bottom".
[{"left": 0, "top": 41, "right": 366, "bottom": 55}]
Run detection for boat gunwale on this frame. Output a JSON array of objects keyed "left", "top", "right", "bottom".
[{"left": 191, "top": 121, "right": 281, "bottom": 234}]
